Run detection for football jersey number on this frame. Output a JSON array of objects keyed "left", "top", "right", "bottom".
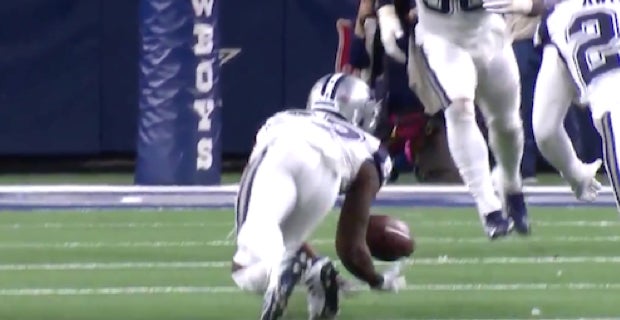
[
  {"left": 567, "top": 10, "right": 620, "bottom": 86},
  {"left": 421, "top": 0, "right": 483, "bottom": 14}
]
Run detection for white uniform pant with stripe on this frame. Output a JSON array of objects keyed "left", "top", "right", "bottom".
[
  {"left": 590, "top": 73, "right": 620, "bottom": 211},
  {"left": 407, "top": 25, "right": 520, "bottom": 118},
  {"left": 231, "top": 138, "right": 340, "bottom": 293}
]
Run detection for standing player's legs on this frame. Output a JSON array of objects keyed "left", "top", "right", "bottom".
[
  {"left": 475, "top": 41, "right": 529, "bottom": 234},
  {"left": 532, "top": 46, "right": 602, "bottom": 202},
  {"left": 413, "top": 29, "right": 509, "bottom": 239}
]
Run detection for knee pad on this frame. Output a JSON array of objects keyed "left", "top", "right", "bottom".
[{"left": 445, "top": 99, "right": 476, "bottom": 123}]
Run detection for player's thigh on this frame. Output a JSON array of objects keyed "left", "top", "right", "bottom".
[
  {"left": 280, "top": 147, "right": 340, "bottom": 253},
  {"left": 532, "top": 68, "right": 573, "bottom": 140},
  {"left": 476, "top": 43, "right": 521, "bottom": 129},
  {"left": 589, "top": 74, "right": 620, "bottom": 128},
  {"left": 412, "top": 30, "right": 477, "bottom": 111},
  {"left": 234, "top": 146, "right": 298, "bottom": 266}
]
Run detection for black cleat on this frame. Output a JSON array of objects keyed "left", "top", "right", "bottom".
[{"left": 260, "top": 250, "right": 310, "bottom": 320}]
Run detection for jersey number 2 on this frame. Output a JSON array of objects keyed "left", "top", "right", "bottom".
[
  {"left": 421, "top": 0, "right": 483, "bottom": 14},
  {"left": 568, "top": 10, "right": 620, "bottom": 86}
]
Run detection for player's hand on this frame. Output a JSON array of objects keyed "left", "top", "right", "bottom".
[
  {"left": 371, "top": 261, "right": 407, "bottom": 292},
  {"left": 482, "top": 0, "right": 533, "bottom": 14},
  {"left": 376, "top": 5, "right": 407, "bottom": 64}
]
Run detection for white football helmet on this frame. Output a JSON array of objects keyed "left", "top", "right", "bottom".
[{"left": 306, "top": 73, "right": 381, "bottom": 133}]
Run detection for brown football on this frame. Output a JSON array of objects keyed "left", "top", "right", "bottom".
[{"left": 366, "top": 214, "right": 415, "bottom": 261}]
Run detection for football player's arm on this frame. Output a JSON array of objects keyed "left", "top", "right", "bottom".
[
  {"left": 335, "top": 160, "right": 384, "bottom": 288},
  {"left": 351, "top": 0, "right": 374, "bottom": 71},
  {"left": 375, "top": 0, "right": 406, "bottom": 63},
  {"left": 355, "top": 0, "right": 375, "bottom": 37}
]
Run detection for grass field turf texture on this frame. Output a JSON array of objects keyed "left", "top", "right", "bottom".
[{"left": 0, "top": 206, "right": 619, "bottom": 320}]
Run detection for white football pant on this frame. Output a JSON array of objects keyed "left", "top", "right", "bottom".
[
  {"left": 409, "top": 24, "right": 524, "bottom": 219},
  {"left": 231, "top": 138, "right": 340, "bottom": 293}
]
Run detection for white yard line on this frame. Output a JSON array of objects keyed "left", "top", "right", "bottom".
[
  {"left": 0, "top": 184, "right": 594, "bottom": 193},
  {"left": 412, "top": 221, "right": 620, "bottom": 228},
  {"left": 0, "top": 222, "right": 228, "bottom": 229},
  {"left": 3, "top": 236, "right": 620, "bottom": 249},
  {"left": 386, "top": 319, "right": 617, "bottom": 320},
  {"left": 3, "top": 256, "right": 620, "bottom": 271},
  {"left": 1, "top": 283, "right": 620, "bottom": 296},
  {"left": 1, "top": 220, "right": 620, "bottom": 229}
]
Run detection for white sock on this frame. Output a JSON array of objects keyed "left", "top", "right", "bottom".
[
  {"left": 487, "top": 116, "right": 524, "bottom": 193},
  {"left": 444, "top": 101, "right": 502, "bottom": 217}
]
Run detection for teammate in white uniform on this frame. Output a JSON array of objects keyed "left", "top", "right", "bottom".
[
  {"left": 478, "top": 0, "right": 607, "bottom": 203},
  {"left": 375, "top": 0, "right": 529, "bottom": 238},
  {"left": 231, "top": 73, "right": 406, "bottom": 320},
  {"left": 529, "top": 0, "right": 620, "bottom": 203}
]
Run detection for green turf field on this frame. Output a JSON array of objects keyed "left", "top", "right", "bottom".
[{"left": 0, "top": 207, "right": 619, "bottom": 319}]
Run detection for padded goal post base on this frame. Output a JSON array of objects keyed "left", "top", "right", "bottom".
[{"left": 135, "top": 0, "right": 222, "bottom": 185}]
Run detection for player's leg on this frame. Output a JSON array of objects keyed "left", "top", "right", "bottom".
[
  {"left": 233, "top": 142, "right": 318, "bottom": 320},
  {"left": 533, "top": 46, "right": 602, "bottom": 202},
  {"left": 278, "top": 144, "right": 341, "bottom": 319},
  {"left": 588, "top": 74, "right": 620, "bottom": 210},
  {"left": 411, "top": 29, "right": 508, "bottom": 238},
  {"left": 476, "top": 41, "right": 529, "bottom": 234},
  {"left": 258, "top": 141, "right": 342, "bottom": 320},
  {"left": 594, "top": 110, "right": 620, "bottom": 211},
  {"left": 231, "top": 146, "right": 300, "bottom": 295}
]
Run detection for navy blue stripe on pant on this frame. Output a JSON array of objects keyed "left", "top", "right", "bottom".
[
  {"left": 601, "top": 112, "right": 620, "bottom": 207},
  {"left": 235, "top": 149, "right": 269, "bottom": 233},
  {"left": 417, "top": 45, "right": 451, "bottom": 107}
]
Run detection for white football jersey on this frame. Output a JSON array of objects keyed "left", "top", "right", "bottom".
[
  {"left": 415, "top": 0, "right": 506, "bottom": 41},
  {"left": 535, "top": 0, "right": 620, "bottom": 104},
  {"left": 252, "top": 109, "right": 392, "bottom": 192}
]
